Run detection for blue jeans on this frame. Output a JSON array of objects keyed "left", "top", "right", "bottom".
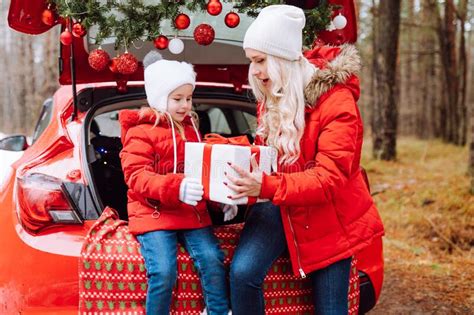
[
  {"left": 229, "top": 202, "right": 352, "bottom": 315},
  {"left": 137, "top": 227, "right": 229, "bottom": 315}
]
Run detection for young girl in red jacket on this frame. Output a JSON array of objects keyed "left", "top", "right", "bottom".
[
  {"left": 226, "top": 5, "right": 384, "bottom": 315},
  {"left": 119, "top": 53, "right": 235, "bottom": 315}
]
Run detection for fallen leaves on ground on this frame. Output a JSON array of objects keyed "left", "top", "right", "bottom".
[{"left": 362, "top": 138, "right": 473, "bottom": 314}]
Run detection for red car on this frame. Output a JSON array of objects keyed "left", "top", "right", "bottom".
[{"left": 1, "top": 0, "right": 383, "bottom": 314}]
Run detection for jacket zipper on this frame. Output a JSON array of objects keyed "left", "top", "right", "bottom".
[
  {"left": 192, "top": 206, "right": 202, "bottom": 223},
  {"left": 145, "top": 199, "right": 161, "bottom": 219},
  {"left": 287, "top": 211, "right": 306, "bottom": 278},
  {"left": 151, "top": 204, "right": 160, "bottom": 219}
]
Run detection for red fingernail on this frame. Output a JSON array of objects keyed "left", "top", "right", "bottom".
[
  {"left": 223, "top": 182, "right": 228, "bottom": 186},
  {"left": 224, "top": 172, "right": 227, "bottom": 176},
  {"left": 227, "top": 162, "right": 232, "bottom": 166},
  {"left": 227, "top": 196, "right": 232, "bottom": 199}
]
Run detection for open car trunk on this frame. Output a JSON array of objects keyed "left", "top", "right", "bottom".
[{"left": 83, "top": 85, "right": 257, "bottom": 223}]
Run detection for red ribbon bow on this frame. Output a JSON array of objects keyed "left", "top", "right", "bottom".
[{"left": 203, "top": 133, "right": 251, "bottom": 146}]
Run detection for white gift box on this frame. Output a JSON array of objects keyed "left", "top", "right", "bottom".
[{"left": 185, "top": 142, "right": 278, "bottom": 205}]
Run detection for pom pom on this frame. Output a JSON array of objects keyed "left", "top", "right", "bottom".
[{"left": 143, "top": 50, "right": 163, "bottom": 69}]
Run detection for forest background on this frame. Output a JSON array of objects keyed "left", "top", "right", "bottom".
[{"left": 0, "top": 0, "right": 473, "bottom": 313}]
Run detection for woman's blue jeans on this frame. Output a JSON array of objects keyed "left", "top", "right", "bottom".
[
  {"left": 229, "top": 202, "right": 352, "bottom": 315},
  {"left": 137, "top": 227, "right": 229, "bottom": 315}
]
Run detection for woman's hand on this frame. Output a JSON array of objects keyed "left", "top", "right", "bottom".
[{"left": 225, "top": 154, "right": 263, "bottom": 199}]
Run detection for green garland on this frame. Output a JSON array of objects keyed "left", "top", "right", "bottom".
[{"left": 50, "top": 0, "right": 334, "bottom": 49}]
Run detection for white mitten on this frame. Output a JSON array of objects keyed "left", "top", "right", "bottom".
[
  {"left": 223, "top": 204, "right": 238, "bottom": 222},
  {"left": 179, "top": 178, "right": 204, "bottom": 206}
]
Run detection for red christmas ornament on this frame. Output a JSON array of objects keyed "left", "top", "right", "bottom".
[
  {"left": 225, "top": 12, "right": 240, "bottom": 28},
  {"left": 117, "top": 80, "right": 128, "bottom": 94},
  {"left": 116, "top": 53, "right": 139, "bottom": 75},
  {"left": 109, "top": 57, "right": 120, "bottom": 73},
  {"left": 88, "top": 49, "right": 110, "bottom": 72},
  {"left": 154, "top": 35, "right": 169, "bottom": 50},
  {"left": 207, "top": 0, "right": 222, "bottom": 16},
  {"left": 174, "top": 13, "right": 190, "bottom": 30},
  {"left": 72, "top": 22, "right": 87, "bottom": 38},
  {"left": 60, "top": 29, "right": 73, "bottom": 46},
  {"left": 41, "top": 9, "right": 55, "bottom": 26},
  {"left": 193, "top": 24, "right": 215, "bottom": 46}
]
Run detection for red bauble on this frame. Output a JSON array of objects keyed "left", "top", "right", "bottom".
[
  {"left": 60, "top": 29, "right": 73, "bottom": 45},
  {"left": 154, "top": 35, "right": 169, "bottom": 50},
  {"left": 117, "top": 80, "right": 128, "bottom": 94},
  {"left": 41, "top": 9, "right": 55, "bottom": 26},
  {"left": 88, "top": 49, "right": 110, "bottom": 72},
  {"left": 193, "top": 24, "right": 215, "bottom": 46},
  {"left": 207, "top": 0, "right": 222, "bottom": 16},
  {"left": 116, "top": 53, "right": 139, "bottom": 75},
  {"left": 72, "top": 22, "right": 87, "bottom": 38},
  {"left": 225, "top": 12, "right": 240, "bottom": 28},
  {"left": 174, "top": 13, "right": 190, "bottom": 30},
  {"left": 109, "top": 57, "right": 120, "bottom": 73}
]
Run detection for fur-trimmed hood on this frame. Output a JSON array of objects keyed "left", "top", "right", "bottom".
[{"left": 304, "top": 44, "right": 361, "bottom": 106}]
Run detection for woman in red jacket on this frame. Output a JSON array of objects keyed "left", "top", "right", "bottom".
[
  {"left": 119, "top": 53, "right": 235, "bottom": 315},
  {"left": 226, "top": 5, "right": 384, "bottom": 315}
]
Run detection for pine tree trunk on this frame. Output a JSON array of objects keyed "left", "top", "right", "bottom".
[
  {"left": 0, "top": 4, "right": 13, "bottom": 134},
  {"left": 456, "top": 0, "right": 468, "bottom": 146},
  {"left": 419, "top": 0, "right": 438, "bottom": 138},
  {"left": 430, "top": 0, "right": 459, "bottom": 143},
  {"left": 372, "top": 0, "right": 402, "bottom": 160},
  {"left": 40, "top": 29, "right": 60, "bottom": 99},
  {"left": 24, "top": 39, "right": 36, "bottom": 135},
  {"left": 468, "top": 27, "right": 474, "bottom": 194},
  {"left": 406, "top": 0, "right": 416, "bottom": 136},
  {"left": 370, "top": 0, "right": 379, "bottom": 142},
  {"left": 0, "top": 5, "right": 6, "bottom": 134},
  {"left": 470, "top": 103, "right": 474, "bottom": 194}
]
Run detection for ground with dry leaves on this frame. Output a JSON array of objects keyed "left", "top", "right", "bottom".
[{"left": 361, "top": 138, "right": 473, "bottom": 314}]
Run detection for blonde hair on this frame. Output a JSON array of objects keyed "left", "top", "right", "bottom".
[
  {"left": 249, "top": 55, "right": 315, "bottom": 165},
  {"left": 139, "top": 107, "right": 199, "bottom": 140}
]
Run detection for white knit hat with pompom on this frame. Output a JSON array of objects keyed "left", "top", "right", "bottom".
[
  {"left": 143, "top": 50, "right": 196, "bottom": 112},
  {"left": 243, "top": 5, "right": 305, "bottom": 61}
]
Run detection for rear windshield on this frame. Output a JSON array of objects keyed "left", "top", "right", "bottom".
[{"left": 87, "top": 2, "right": 256, "bottom": 47}]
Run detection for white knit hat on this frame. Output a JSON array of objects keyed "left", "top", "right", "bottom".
[
  {"left": 143, "top": 51, "right": 196, "bottom": 112},
  {"left": 243, "top": 5, "right": 305, "bottom": 61}
]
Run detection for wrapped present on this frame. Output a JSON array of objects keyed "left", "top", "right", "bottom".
[
  {"left": 79, "top": 208, "right": 360, "bottom": 315},
  {"left": 185, "top": 134, "right": 278, "bottom": 205}
]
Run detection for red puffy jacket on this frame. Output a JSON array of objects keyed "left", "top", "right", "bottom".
[
  {"left": 258, "top": 44, "right": 385, "bottom": 278},
  {"left": 119, "top": 109, "right": 211, "bottom": 235}
]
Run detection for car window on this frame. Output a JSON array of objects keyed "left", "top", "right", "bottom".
[
  {"left": 242, "top": 112, "right": 257, "bottom": 130},
  {"left": 89, "top": 2, "right": 255, "bottom": 46},
  {"left": 208, "top": 108, "right": 231, "bottom": 134},
  {"left": 92, "top": 111, "right": 121, "bottom": 138},
  {"left": 32, "top": 99, "right": 53, "bottom": 144},
  {"left": 90, "top": 103, "right": 255, "bottom": 139},
  {"left": 236, "top": 110, "right": 257, "bottom": 137}
]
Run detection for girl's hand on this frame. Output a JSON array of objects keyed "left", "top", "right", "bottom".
[
  {"left": 179, "top": 177, "right": 204, "bottom": 206},
  {"left": 225, "top": 154, "right": 263, "bottom": 199},
  {"left": 222, "top": 204, "right": 238, "bottom": 221}
]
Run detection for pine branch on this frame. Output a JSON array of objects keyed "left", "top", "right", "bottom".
[{"left": 51, "top": 0, "right": 333, "bottom": 49}]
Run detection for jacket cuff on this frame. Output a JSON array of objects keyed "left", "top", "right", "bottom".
[
  {"left": 259, "top": 173, "right": 279, "bottom": 199},
  {"left": 160, "top": 174, "right": 185, "bottom": 206}
]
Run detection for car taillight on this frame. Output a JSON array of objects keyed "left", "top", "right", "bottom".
[{"left": 17, "top": 173, "right": 83, "bottom": 233}]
